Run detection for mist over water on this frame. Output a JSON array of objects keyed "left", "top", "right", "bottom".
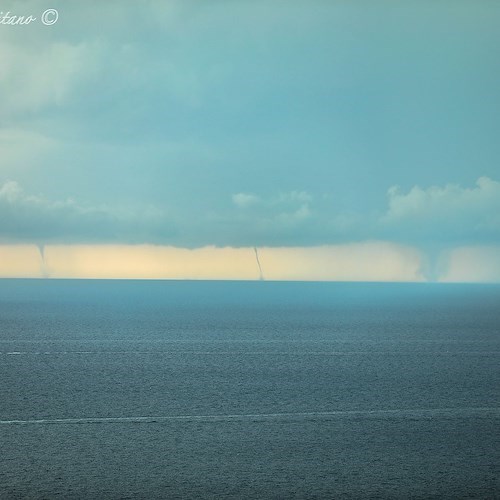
[{"left": 1, "top": 280, "right": 499, "bottom": 498}]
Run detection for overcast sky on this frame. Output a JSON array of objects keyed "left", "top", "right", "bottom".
[{"left": 1, "top": 1, "right": 499, "bottom": 280}]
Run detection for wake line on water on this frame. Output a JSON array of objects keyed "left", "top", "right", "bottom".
[{"left": 2, "top": 408, "right": 499, "bottom": 425}]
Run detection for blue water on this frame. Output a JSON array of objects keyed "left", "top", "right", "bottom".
[{"left": 1, "top": 280, "right": 499, "bottom": 498}]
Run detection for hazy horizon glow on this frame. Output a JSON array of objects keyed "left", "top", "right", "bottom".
[{"left": 1, "top": 243, "right": 499, "bottom": 283}]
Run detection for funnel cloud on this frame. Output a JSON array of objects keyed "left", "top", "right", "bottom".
[
  {"left": 254, "top": 247, "right": 264, "bottom": 281},
  {"left": 37, "top": 243, "right": 49, "bottom": 278}
]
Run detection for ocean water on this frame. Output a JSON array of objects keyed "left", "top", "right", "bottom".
[{"left": 0, "top": 279, "right": 499, "bottom": 499}]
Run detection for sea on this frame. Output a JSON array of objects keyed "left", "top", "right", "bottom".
[{"left": 0, "top": 279, "right": 499, "bottom": 499}]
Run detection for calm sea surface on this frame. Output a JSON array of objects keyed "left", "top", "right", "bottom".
[{"left": 1, "top": 280, "right": 499, "bottom": 499}]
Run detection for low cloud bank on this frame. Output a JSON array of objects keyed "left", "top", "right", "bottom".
[
  {"left": 1, "top": 178, "right": 499, "bottom": 248},
  {"left": 381, "top": 177, "right": 500, "bottom": 244}
]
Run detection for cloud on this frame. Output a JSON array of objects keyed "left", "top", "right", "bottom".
[
  {"left": 0, "top": 6, "right": 207, "bottom": 143},
  {"left": 1, "top": 1, "right": 499, "bottom": 254},
  {"left": 232, "top": 193, "right": 260, "bottom": 207},
  {"left": 0, "top": 181, "right": 23, "bottom": 203},
  {"left": 224, "top": 190, "right": 315, "bottom": 245},
  {"left": 0, "top": 181, "right": 174, "bottom": 244},
  {"left": 0, "top": 177, "right": 319, "bottom": 248},
  {"left": 0, "top": 181, "right": 320, "bottom": 246},
  {"left": 232, "top": 190, "right": 312, "bottom": 216},
  {"left": 385, "top": 177, "right": 500, "bottom": 222},
  {"left": 2, "top": 177, "right": 499, "bottom": 250},
  {"left": 380, "top": 177, "right": 500, "bottom": 244},
  {"left": 0, "top": 39, "right": 97, "bottom": 119},
  {"left": 226, "top": 178, "right": 500, "bottom": 248}
]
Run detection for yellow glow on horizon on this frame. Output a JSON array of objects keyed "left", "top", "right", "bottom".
[
  {"left": 0, "top": 245, "right": 42, "bottom": 278},
  {"left": 7, "top": 243, "right": 498, "bottom": 283},
  {"left": 0, "top": 242, "right": 429, "bottom": 281},
  {"left": 45, "top": 245, "right": 258, "bottom": 280},
  {"left": 258, "top": 243, "right": 423, "bottom": 282}
]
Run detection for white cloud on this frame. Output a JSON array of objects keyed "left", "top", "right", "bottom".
[
  {"left": 0, "top": 180, "right": 75, "bottom": 210},
  {"left": 0, "top": 40, "right": 98, "bottom": 117},
  {"left": 0, "top": 181, "right": 173, "bottom": 243},
  {"left": 227, "top": 190, "right": 314, "bottom": 243},
  {"left": 277, "top": 190, "right": 312, "bottom": 204},
  {"left": 384, "top": 176, "right": 500, "bottom": 225},
  {"left": 231, "top": 190, "right": 312, "bottom": 220},
  {"left": 232, "top": 192, "right": 260, "bottom": 207},
  {"left": 381, "top": 177, "right": 500, "bottom": 241},
  {"left": 0, "top": 181, "right": 23, "bottom": 203}
]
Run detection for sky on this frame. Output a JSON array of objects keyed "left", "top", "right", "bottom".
[{"left": 1, "top": 0, "right": 499, "bottom": 281}]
